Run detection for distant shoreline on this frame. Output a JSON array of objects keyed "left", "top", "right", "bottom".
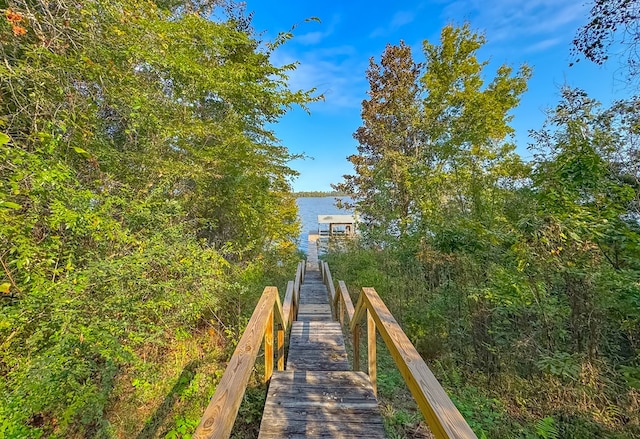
[{"left": 293, "top": 191, "right": 348, "bottom": 198}]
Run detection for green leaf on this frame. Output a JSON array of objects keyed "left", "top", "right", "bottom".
[
  {"left": 73, "top": 146, "right": 91, "bottom": 158},
  {"left": 0, "top": 201, "right": 22, "bottom": 210},
  {"left": 0, "top": 132, "right": 10, "bottom": 146},
  {"left": 0, "top": 283, "right": 10, "bottom": 293}
]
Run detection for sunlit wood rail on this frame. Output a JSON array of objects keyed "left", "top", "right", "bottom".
[
  {"left": 321, "top": 261, "right": 478, "bottom": 439},
  {"left": 193, "top": 262, "right": 305, "bottom": 439}
]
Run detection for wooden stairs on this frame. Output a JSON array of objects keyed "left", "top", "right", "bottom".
[
  {"left": 193, "top": 260, "right": 477, "bottom": 439},
  {"left": 258, "top": 269, "right": 385, "bottom": 438}
]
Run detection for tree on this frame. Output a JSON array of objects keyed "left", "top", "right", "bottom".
[
  {"left": 519, "top": 87, "right": 640, "bottom": 359},
  {"left": 572, "top": 0, "right": 640, "bottom": 80},
  {"left": 335, "top": 41, "right": 422, "bottom": 243},
  {"left": 531, "top": 88, "right": 640, "bottom": 270},
  {"left": 0, "top": 0, "right": 314, "bottom": 435},
  {"left": 415, "top": 24, "right": 531, "bottom": 252}
]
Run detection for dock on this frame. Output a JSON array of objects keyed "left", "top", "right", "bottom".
[
  {"left": 305, "top": 213, "right": 356, "bottom": 271},
  {"left": 306, "top": 233, "right": 319, "bottom": 270}
]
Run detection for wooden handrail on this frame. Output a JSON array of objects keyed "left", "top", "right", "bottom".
[
  {"left": 293, "top": 261, "right": 304, "bottom": 320},
  {"left": 336, "top": 280, "right": 355, "bottom": 326},
  {"left": 321, "top": 261, "right": 338, "bottom": 318},
  {"left": 194, "top": 259, "right": 304, "bottom": 439},
  {"left": 323, "top": 262, "right": 477, "bottom": 439},
  {"left": 282, "top": 281, "right": 295, "bottom": 330}
]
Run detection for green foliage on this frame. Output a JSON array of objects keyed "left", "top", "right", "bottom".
[
  {"left": 535, "top": 416, "right": 559, "bottom": 439},
  {"left": 0, "top": 0, "right": 312, "bottom": 436},
  {"left": 229, "top": 385, "right": 268, "bottom": 439},
  {"left": 165, "top": 416, "right": 199, "bottom": 439},
  {"left": 451, "top": 386, "right": 507, "bottom": 437},
  {"left": 536, "top": 352, "right": 582, "bottom": 381},
  {"left": 330, "top": 23, "right": 640, "bottom": 438}
]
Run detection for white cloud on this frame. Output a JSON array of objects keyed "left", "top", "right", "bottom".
[
  {"left": 370, "top": 9, "right": 418, "bottom": 37},
  {"left": 441, "top": 0, "right": 588, "bottom": 41},
  {"left": 526, "top": 37, "right": 562, "bottom": 53},
  {"left": 270, "top": 46, "right": 367, "bottom": 111},
  {"left": 391, "top": 10, "right": 416, "bottom": 28},
  {"left": 435, "top": 0, "right": 590, "bottom": 61},
  {"left": 297, "top": 31, "right": 327, "bottom": 45}
]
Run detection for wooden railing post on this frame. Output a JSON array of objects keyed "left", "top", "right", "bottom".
[
  {"left": 293, "top": 263, "right": 302, "bottom": 321},
  {"left": 274, "top": 293, "right": 286, "bottom": 373},
  {"left": 367, "top": 309, "right": 377, "bottom": 396},
  {"left": 195, "top": 263, "right": 303, "bottom": 439},
  {"left": 323, "top": 262, "right": 337, "bottom": 319},
  {"left": 353, "top": 322, "right": 360, "bottom": 371},
  {"left": 277, "top": 322, "right": 284, "bottom": 371},
  {"left": 351, "top": 288, "right": 367, "bottom": 372},
  {"left": 359, "top": 287, "right": 478, "bottom": 439},
  {"left": 264, "top": 308, "right": 274, "bottom": 383},
  {"left": 283, "top": 281, "right": 294, "bottom": 332}
]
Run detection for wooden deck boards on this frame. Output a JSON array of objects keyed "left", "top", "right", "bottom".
[
  {"left": 307, "top": 235, "right": 319, "bottom": 270},
  {"left": 287, "top": 321, "right": 350, "bottom": 370},
  {"left": 258, "top": 267, "right": 386, "bottom": 439},
  {"left": 259, "top": 371, "right": 385, "bottom": 439}
]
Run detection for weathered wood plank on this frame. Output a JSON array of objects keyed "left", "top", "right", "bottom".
[
  {"left": 267, "top": 370, "right": 369, "bottom": 385},
  {"left": 307, "top": 235, "right": 319, "bottom": 270},
  {"left": 259, "top": 371, "right": 386, "bottom": 439},
  {"left": 286, "top": 355, "right": 349, "bottom": 371},
  {"left": 296, "top": 303, "right": 333, "bottom": 322},
  {"left": 287, "top": 322, "right": 350, "bottom": 370}
]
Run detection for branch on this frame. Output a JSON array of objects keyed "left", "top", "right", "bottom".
[{"left": 0, "top": 252, "right": 22, "bottom": 295}]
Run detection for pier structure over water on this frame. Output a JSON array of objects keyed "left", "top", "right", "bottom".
[
  {"left": 307, "top": 213, "right": 356, "bottom": 270},
  {"left": 317, "top": 214, "right": 356, "bottom": 237}
]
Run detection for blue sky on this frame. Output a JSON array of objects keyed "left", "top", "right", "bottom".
[{"left": 247, "top": 0, "right": 632, "bottom": 192}]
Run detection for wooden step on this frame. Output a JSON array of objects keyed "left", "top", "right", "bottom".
[
  {"left": 258, "top": 371, "right": 386, "bottom": 439},
  {"left": 287, "top": 322, "right": 349, "bottom": 370},
  {"left": 299, "top": 286, "right": 331, "bottom": 304},
  {"left": 296, "top": 304, "right": 332, "bottom": 321}
]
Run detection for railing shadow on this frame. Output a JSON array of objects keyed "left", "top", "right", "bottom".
[{"left": 136, "top": 359, "right": 204, "bottom": 439}]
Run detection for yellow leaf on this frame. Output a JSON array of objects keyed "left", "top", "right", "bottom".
[
  {"left": 0, "top": 283, "right": 10, "bottom": 293},
  {"left": 0, "top": 132, "right": 10, "bottom": 146}
]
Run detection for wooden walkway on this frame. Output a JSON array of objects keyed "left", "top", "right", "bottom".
[
  {"left": 258, "top": 269, "right": 386, "bottom": 438},
  {"left": 306, "top": 234, "right": 319, "bottom": 271}
]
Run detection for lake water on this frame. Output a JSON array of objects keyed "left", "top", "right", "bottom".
[{"left": 295, "top": 197, "right": 353, "bottom": 253}]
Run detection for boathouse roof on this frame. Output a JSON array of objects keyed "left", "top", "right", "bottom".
[{"left": 317, "top": 214, "right": 355, "bottom": 224}]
